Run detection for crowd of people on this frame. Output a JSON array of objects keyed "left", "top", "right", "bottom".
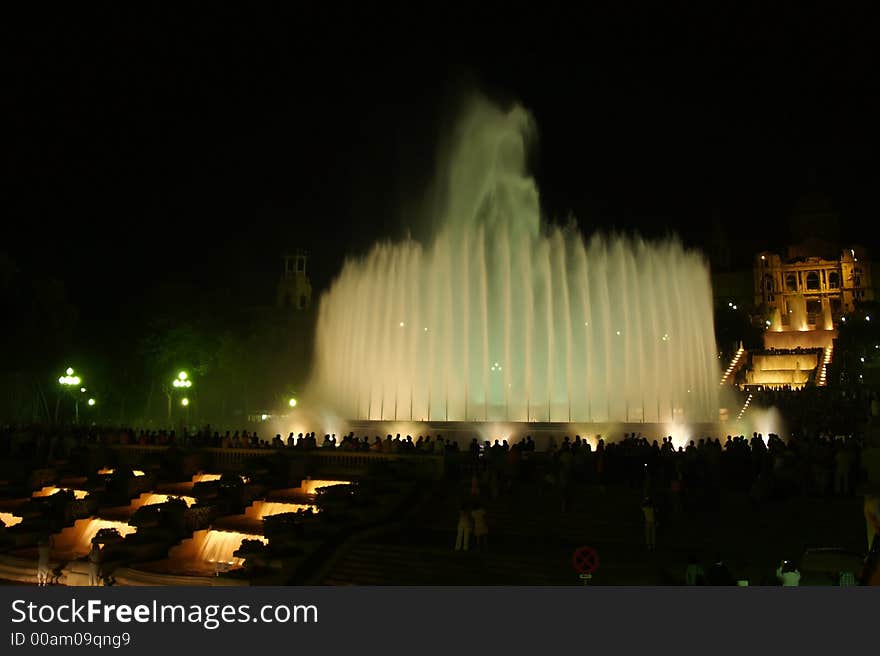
[
  {"left": 0, "top": 422, "right": 871, "bottom": 505},
  {"left": 751, "top": 386, "right": 876, "bottom": 435}
]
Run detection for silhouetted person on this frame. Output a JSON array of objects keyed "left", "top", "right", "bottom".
[
  {"left": 471, "top": 501, "right": 488, "bottom": 552},
  {"left": 455, "top": 500, "right": 472, "bottom": 551},
  {"left": 706, "top": 554, "right": 735, "bottom": 585},
  {"left": 37, "top": 535, "right": 53, "bottom": 586},
  {"left": 685, "top": 554, "right": 705, "bottom": 585}
]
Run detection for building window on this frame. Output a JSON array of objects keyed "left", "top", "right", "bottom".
[
  {"left": 806, "top": 271, "right": 820, "bottom": 290},
  {"left": 296, "top": 258, "right": 305, "bottom": 273},
  {"left": 828, "top": 271, "right": 840, "bottom": 289},
  {"left": 831, "top": 298, "right": 842, "bottom": 314},
  {"left": 785, "top": 274, "right": 798, "bottom": 292},
  {"left": 854, "top": 275, "right": 861, "bottom": 287},
  {"left": 806, "top": 299, "right": 822, "bottom": 316}
]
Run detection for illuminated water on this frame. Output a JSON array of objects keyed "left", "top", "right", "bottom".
[
  {"left": 196, "top": 530, "right": 268, "bottom": 566},
  {"left": 309, "top": 97, "right": 719, "bottom": 423},
  {"left": 245, "top": 501, "right": 318, "bottom": 519},
  {"left": 299, "top": 480, "right": 349, "bottom": 495},
  {"left": 53, "top": 518, "right": 137, "bottom": 559},
  {"left": 33, "top": 487, "right": 89, "bottom": 499},
  {"left": 192, "top": 473, "right": 222, "bottom": 483},
  {"left": 0, "top": 512, "right": 23, "bottom": 528},
  {"left": 136, "top": 493, "right": 196, "bottom": 508}
]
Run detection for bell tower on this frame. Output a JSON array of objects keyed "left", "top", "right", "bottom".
[{"left": 277, "top": 251, "right": 312, "bottom": 310}]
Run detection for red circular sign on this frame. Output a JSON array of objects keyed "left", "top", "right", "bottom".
[{"left": 572, "top": 546, "right": 599, "bottom": 574}]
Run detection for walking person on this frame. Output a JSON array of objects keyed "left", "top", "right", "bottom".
[
  {"left": 471, "top": 501, "right": 488, "bottom": 553},
  {"left": 455, "top": 501, "right": 473, "bottom": 552}
]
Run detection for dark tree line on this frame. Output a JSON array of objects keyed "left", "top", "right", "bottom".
[{"left": 0, "top": 251, "right": 315, "bottom": 426}]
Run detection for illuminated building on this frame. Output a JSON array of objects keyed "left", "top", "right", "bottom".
[{"left": 755, "top": 245, "right": 872, "bottom": 329}]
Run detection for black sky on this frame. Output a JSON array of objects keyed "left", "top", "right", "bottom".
[{"left": 6, "top": 3, "right": 880, "bottom": 322}]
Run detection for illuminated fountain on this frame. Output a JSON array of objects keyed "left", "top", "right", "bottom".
[
  {"left": 51, "top": 518, "right": 137, "bottom": 560},
  {"left": 308, "top": 96, "right": 719, "bottom": 425},
  {"left": 299, "top": 479, "right": 349, "bottom": 496},
  {"left": 0, "top": 512, "right": 23, "bottom": 528},
  {"left": 245, "top": 501, "right": 318, "bottom": 520},
  {"left": 132, "top": 493, "right": 196, "bottom": 509},
  {"left": 32, "top": 487, "right": 89, "bottom": 499},
  {"left": 150, "top": 530, "right": 268, "bottom": 573},
  {"left": 192, "top": 473, "right": 222, "bottom": 483}
]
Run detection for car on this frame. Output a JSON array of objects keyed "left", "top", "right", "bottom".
[{"left": 798, "top": 547, "right": 865, "bottom": 586}]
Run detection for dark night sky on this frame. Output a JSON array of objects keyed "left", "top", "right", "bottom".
[{"left": 6, "top": 3, "right": 880, "bottom": 326}]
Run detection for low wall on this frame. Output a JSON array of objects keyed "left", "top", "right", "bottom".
[
  {"left": 93, "top": 446, "right": 446, "bottom": 480},
  {"left": 763, "top": 329, "right": 836, "bottom": 351}
]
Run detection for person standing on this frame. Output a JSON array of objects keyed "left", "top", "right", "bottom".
[
  {"left": 776, "top": 560, "right": 802, "bottom": 586},
  {"left": 455, "top": 501, "right": 472, "bottom": 552},
  {"left": 471, "top": 501, "right": 488, "bottom": 553},
  {"left": 37, "top": 535, "right": 52, "bottom": 586},
  {"left": 685, "top": 554, "right": 705, "bottom": 585},
  {"left": 865, "top": 493, "right": 880, "bottom": 552},
  {"left": 88, "top": 543, "right": 102, "bottom": 586},
  {"left": 641, "top": 496, "right": 657, "bottom": 551}
]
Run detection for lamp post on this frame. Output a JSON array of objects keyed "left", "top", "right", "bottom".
[
  {"left": 168, "top": 371, "right": 193, "bottom": 421},
  {"left": 58, "top": 367, "right": 83, "bottom": 423}
]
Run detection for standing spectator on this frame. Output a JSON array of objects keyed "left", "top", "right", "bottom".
[
  {"left": 776, "top": 560, "right": 801, "bottom": 586},
  {"left": 865, "top": 493, "right": 880, "bottom": 551},
  {"left": 706, "top": 554, "right": 736, "bottom": 585},
  {"left": 455, "top": 501, "right": 472, "bottom": 552},
  {"left": 685, "top": 554, "right": 705, "bottom": 585},
  {"left": 471, "top": 501, "right": 488, "bottom": 553},
  {"left": 470, "top": 473, "right": 481, "bottom": 500},
  {"left": 37, "top": 535, "right": 53, "bottom": 586},
  {"left": 88, "top": 543, "right": 102, "bottom": 586}
]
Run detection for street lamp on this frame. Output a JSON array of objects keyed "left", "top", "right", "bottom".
[
  {"left": 58, "top": 367, "right": 85, "bottom": 423},
  {"left": 288, "top": 397, "right": 298, "bottom": 408},
  {"left": 168, "top": 371, "right": 193, "bottom": 421}
]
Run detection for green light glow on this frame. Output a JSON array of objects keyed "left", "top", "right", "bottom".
[
  {"left": 88, "top": 398, "right": 96, "bottom": 406},
  {"left": 66, "top": 367, "right": 74, "bottom": 375},
  {"left": 289, "top": 398, "right": 298, "bottom": 408},
  {"left": 181, "top": 398, "right": 190, "bottom": 406},
  {"left": 178, "top": 371, "right": 188, "bottom": 380}
]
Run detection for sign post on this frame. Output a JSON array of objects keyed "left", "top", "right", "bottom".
[{"left": 572, "top": 546, "right": 599, "bottom": 585}]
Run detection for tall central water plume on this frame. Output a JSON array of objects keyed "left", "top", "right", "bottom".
[{"left": 308, "top": 96, "right": 720, "bottom": 423}]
